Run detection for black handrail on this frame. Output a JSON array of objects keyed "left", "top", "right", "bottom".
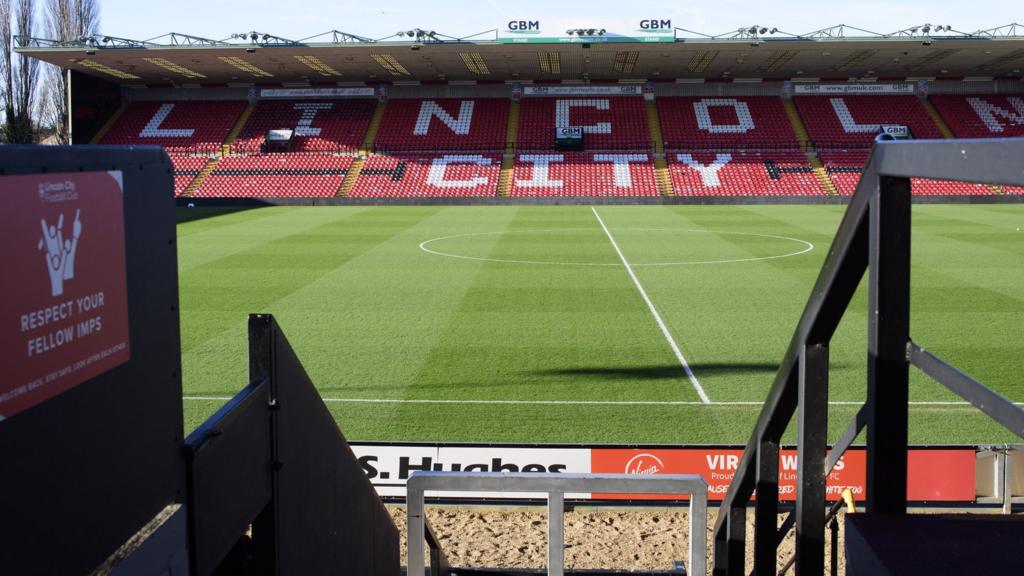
[{"left": 712, "top": 138, "right": 1024, "bottom": 576}]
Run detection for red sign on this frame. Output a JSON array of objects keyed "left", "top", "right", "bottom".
[
  {"left": 0, "top": 171, "right": 131, "bottom": 420},
  {"left": 591, "top": 448, "right": 975, "bottom": 502}
]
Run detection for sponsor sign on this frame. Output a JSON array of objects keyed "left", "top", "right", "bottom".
[
  {"left": 500, "top": 35, "right": 673, "bottom": 44},
  {"left": 0, "top": 171, "right": 130, "bottom": 420},
  {"left": 266, "top": 129, "right": 294, "bottom": 142},
  {"left": 499, "top": 19, "right": 674, "bottom": 44},
  {"left": 525, "top": 85, "right": 642, "bottom": 96},
  {"left": 353, "top": 444, "right": 976, "bottom": 503},
  {"left": 259, "top": 87, "right": 375, "bottom": 98},
  {"left": 591, "top": 448, "right": 975, "bottom": 502},
  {"left": 881, "top": 125, "right": 911, "bottom": 139},
  {"left": 352, "top": 444, "right": 591, "bottom": 498},
  {"left": 556, "top": 127, "right": 584, "bottom": 139},
  {"left": 592, "top": 448, "right": 865, "bottom": 501},
  {"left": 794, "top": 83, "right": 915, "bottom": 95}
]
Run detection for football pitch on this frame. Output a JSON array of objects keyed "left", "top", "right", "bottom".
[{"left": 177, "top": 204, "right": 1024, "bottom": 446}]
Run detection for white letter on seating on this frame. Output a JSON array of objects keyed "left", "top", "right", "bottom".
[
  {"left": 426, "top": 155, "right": 491, "bottom": 188},
  {"left": 594, "top": 154, "right": 647, "bottom": 187},
  {"left": 830, "top": 98, "right": 882, "bottom": 133},
  {"left": 415, "top": 101, "right": 475, "bottom": 135},
  {"left": 968, "top": 97, "right": 1024, "bottom": 133},
  {"left": 555, "top": 99, "right": 611, "bottom": 134},
  {"left": 515, "top": 154, "right": 565, "bottom": 187},
  {"left": 677, "top": 153, "right": 732, "bottom": 187},
  {"left": 693, "top": 98, "right": 755, "bottom": 134},
  {"left": 140, "top": 103, "right": 194, "bottom": 138},
  {"left": 294, "top": 103, "right": 332, "bottom": 137}
]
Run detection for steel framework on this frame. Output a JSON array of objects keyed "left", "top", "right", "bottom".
[{"left": 711, "top": 137, "right": 1024, "bottom": 575}]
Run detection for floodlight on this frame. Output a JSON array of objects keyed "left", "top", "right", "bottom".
[
  {"left": 770, "top": 27, "right": 778, "bottom": 34},
  {"left": 598, "top": 29, "right": 606, "bottom": 35},
  {"left": 586, "top": 29, "right": 595, "bottom": 35},
  {"left": 759, "top": 27, "right": 768, "bottom": 34}
]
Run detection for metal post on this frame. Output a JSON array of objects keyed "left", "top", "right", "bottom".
[
  {"left": 796, "top": 344, "right": 828, "bottom": 575},
  {"left": 865, "top": 175, "right": 911, "bottom": 514},
  {"left": 408, "top": 485, "right": 426, "bottom": 576},
  {"left": 691, "top": 489, "right": 708, "bottom": 576},
  {"left": 755, "top": 440, "right": 780, "bottom": 576},
  {"left": 727, "top": 506, "right": 746, "bottom": 575},
  {"left": 1003, "top": 447, "right": 1013, "bottom": 515},
  {"left": 548, "top": 491, "right": 565, "bottom": 576},
  {"left": 713, "top": 518, "right": 730, "bottom": 576},
  {"left": 829, "top": 516, "right": 839, "bottom": 576}
]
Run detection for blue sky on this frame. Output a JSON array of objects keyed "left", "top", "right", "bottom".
[{"left": 97, "top": 0, "right": 1020, "bottom": 42}]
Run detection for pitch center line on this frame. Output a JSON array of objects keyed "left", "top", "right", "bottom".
[{"left": 590, "top": 206, "right": 711, "bottom": 404}]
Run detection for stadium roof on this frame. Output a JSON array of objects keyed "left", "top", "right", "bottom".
[{"left": 16, "top": 24, "right": 1024, "bottom": 85}]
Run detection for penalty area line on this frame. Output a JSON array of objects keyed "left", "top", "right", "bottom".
[
  {"left": 182, "top": 396, "right": 1024, "bottom": 407},
  {"left": 590, "top": 206, "right": 711, "bottom": 404}
]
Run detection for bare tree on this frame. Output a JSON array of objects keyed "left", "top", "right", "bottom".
[
  {"left": 1, "top": 0, "right": 13, "bottom": 139},
  {"left": 41, "top": 0, "right": 99, "bottom": 143},
  {"left": 1, "top": 0, "right": 37, "bottom": 142}
]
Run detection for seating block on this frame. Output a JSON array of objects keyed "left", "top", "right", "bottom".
[
  {"left": 508, "top": 152, "right": 659, "bottom": 197},
  {"left": 348, "top": 153, "right": 501, "bottom": 197}
]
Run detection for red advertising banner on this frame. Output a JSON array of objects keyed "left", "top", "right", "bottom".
[
  {"left": 591, "top": 448, "right": 975, "bottom": 502},
  {"left": 0, "top": 171, "right": 131, "bottom": 420}
]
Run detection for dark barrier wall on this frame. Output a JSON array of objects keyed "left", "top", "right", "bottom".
[
  {"left": 0, "top": 146, "right": 184, "bottom": 573},
  {"left": 186, "top": 315, "right": 399, "bottom": 575},
  {"left": 70, "top": 70, "right": 122, "bottom": 144}
]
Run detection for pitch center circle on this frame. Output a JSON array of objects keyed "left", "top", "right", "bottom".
[{"left": 419, "top": 228, "right": 814, "bottom": 267}]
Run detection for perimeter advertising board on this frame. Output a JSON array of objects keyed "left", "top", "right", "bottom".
[
  {"left": 794, "top": 83, "right": 915, "bottom": 95},
  {"left": 260, "top": 87, "right": 375, "bottom": 98},
  {"left": 0, "top": 171, "right": 130, "bottom": 420},
  {"left": 351, "top": 444, "right": 976, "bottom": 503},
  {"left": 524, "top": 85, "right": 642, "bottom": 96}
]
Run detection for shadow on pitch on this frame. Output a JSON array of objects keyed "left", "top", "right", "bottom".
[
  {"left": 175, "top": 205, "right": 267, "bottom": 224},
  {"left": 537, "top": 363, "right": 779, "bottom": 380}
]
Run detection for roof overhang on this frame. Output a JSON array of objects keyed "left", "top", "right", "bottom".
[{"left": 18, "top": 37, "right": 1024, "bottom": 85}]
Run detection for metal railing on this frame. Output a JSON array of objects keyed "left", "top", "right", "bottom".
[
  {"left": 407, "top": 472, "right": 708, "bottom": 576},
  {"left": 710, "top": 138, "right": 1024, "bottom": 575}
]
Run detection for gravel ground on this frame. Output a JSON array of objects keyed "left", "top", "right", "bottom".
[{"left": 388, "top": 505, "right": 846, "bottom": 575}]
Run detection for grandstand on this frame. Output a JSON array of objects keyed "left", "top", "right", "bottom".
[
  {"left": 80, "top": 88, "right": 1024, "bottom": 200},
  {"left": 17, "top": 25, "right": 1024, "bottom": 202}
]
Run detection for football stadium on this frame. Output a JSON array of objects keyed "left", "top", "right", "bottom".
[{"left": 2, "top": 13, "right": 1024, "bottom": 575}]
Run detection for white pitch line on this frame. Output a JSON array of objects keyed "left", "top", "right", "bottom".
[
  {"left": 182, "top": 396, "right": 1023, "bottom": 407},
  {"left": 590, "top": 206, "right": 711, "bottom": 404}
]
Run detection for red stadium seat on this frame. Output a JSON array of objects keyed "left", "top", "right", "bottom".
[
  {"left": 667, "top": 151, "right": 824, "bottom": 197},
  {"left": 193, "top": 153, "right": 354, "bottom": 198},
  {"left": 658, "top": 96, "right": 799, "bottom": 150},
  {"left": 170, "top": 155, "right": 212, "bottom": 196},
  {"left": 348, "top": 153, "right": 501, "bottom": 197},
  {"left": 517, "top": 97, "right": 650, "bottom": 150},
  {"left": 100, "top": 100, "right": 246, "bottom": 154},
  {"left": 930, "top": 95, "right": 1024, "bottom": 138},
  {"left": 233, "top": 99, "right": 376, "bottom": 153},
  {"left": 374, "top": 99, "right": 508, "bottom": 152},
  {"left": 508, "top": 152, "right": 659, "bottom": 197},
  {"left": 818, "top": 150, "right": 993, "bottom": 196},
  {"left": 795, "top": 96, "right": 943, "bottom": 148}
]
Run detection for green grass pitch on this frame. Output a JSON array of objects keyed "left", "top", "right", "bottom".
[{"left": 177, "top": 204, "right": 1024, "bottom": 446}]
